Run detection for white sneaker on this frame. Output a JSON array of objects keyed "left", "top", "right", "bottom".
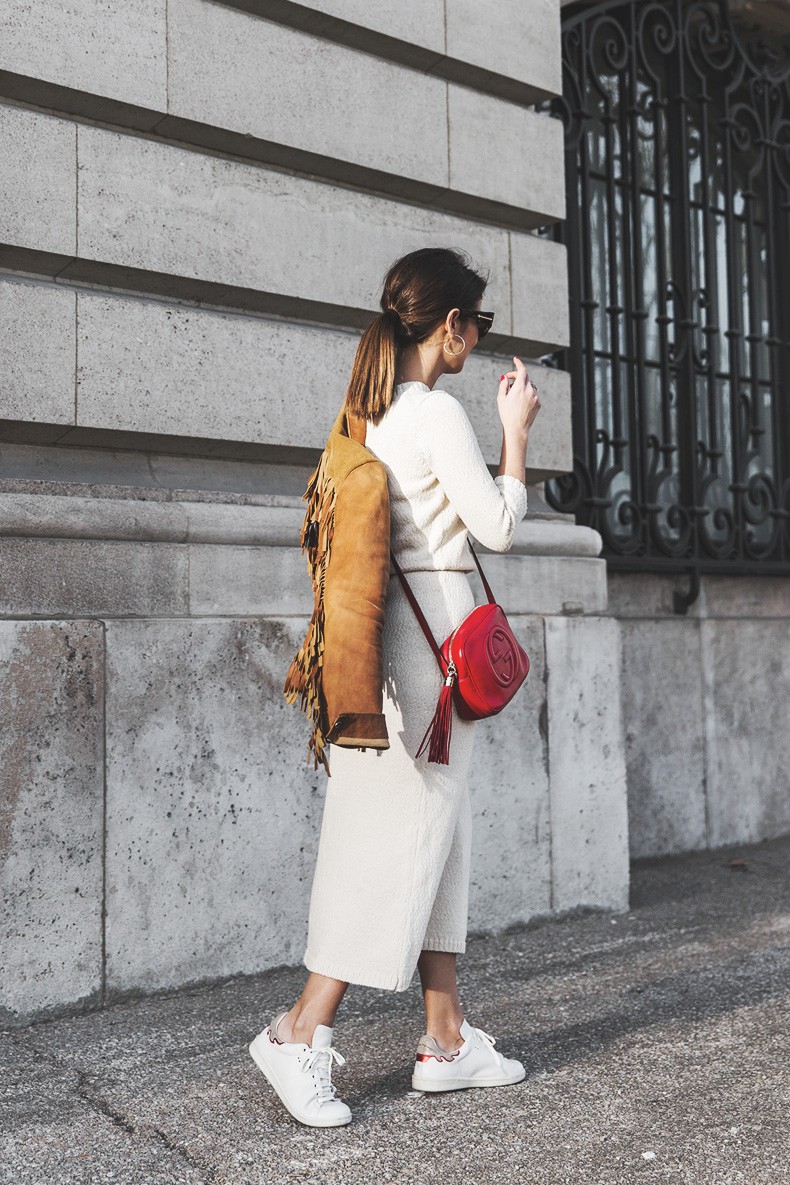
[
  {"left": 249, "top": 1011, "right": 352, "bottom": 1127},
  {"left": 411, "top": 1017, "right": 526, "bottom": 1092}
]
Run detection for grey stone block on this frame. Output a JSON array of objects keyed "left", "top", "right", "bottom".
[
  {"left": 76, "top": 121, "right": 513, "bottom": 327},
  {"left": 0, "top": 102, "right": 76, "bottom": 254},
  {"left": 191, "top": 539, "right": 604, "bottom": 621},
  {"left": 510, "top": 234, "right": 571, "bottom": 353},
  {"left": 0, "top": 491, "right": 306, "bottom": 548},
  {"left": 698, "top": 575, "right": 790, "bottom": 619},
  {"left": 0, "top": 491, "right": 192, "bottom": 543},
  {"left": 0, "top": 620, "right": 104, "bottom": 1021},
  {"left": 0, "top": 0, "right": 167, "bottom": 110},
  {"left": 448, "top": 85, "right": 565, "bottom": 223},
  {"left": 195, "top": 524, "right": 600, "bottom": 620},
  {"left": 0, "top": 277, "right": 76, "bottom": 424},
  {"left": 103, "top": 617, "right": 325, "bottom": 994},
  {"left": 701, "top": 618, "right": 790, "bottom": 847},
  {"left": 609, "top": 572, "right": 790, "bottom": 854},
  {"left": 507, "top": 519, "right": 602, "bottom": 559},
  {"left": 0, "top": 538, "right": 188, "bottom": 618},
  {"left": 607, "top": 572, "right": 683, "bottom": 618},
  {"left": 74, "top": 289, "right": 572, "bottom": 479},
  {"left": 188, "top": 544, "right": 313, "bottom": 616},
  {"left": 620, "top": 619, "right": 708, "bottom": 858},
  {"left": 446, "top": 0, "right": 562, "bottom": 95},
  {"left": 609, "top": 572, "right": 790, "bottom": 621},
  {"left": 468, "top": 554, "right": 607, "bottom": 616},
  {"left": 166, "top": 0, "right": 449, "bottom": 187},
  {"left": 0, "top": 438, "right": 313, "bottom": 498},
  {"left": 75, "top": 290, "right": 357, "bottom": 445},
  {"left": 545, "top": 616, "right": 630, "bottom": 911},
  {"left": 469, "top": 616, "right": 551, "bottom": 928}
]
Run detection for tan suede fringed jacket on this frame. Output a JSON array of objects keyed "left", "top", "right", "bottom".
[{"left": 283, "top": 401, "right": 391, "bottom": 775}]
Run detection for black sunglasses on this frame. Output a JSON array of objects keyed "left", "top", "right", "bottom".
[{"left": 459, "top": 309, "right": 495, "bottom": 340}]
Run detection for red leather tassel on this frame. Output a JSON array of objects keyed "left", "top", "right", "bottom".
[{"left": 416, "top": 676, "right": 454, "bottom": 765}]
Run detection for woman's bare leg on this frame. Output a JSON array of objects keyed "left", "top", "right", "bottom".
[
  {"left": 276, "top": 972, "right": 349, "bottom": 1045},
  {"left": 417, "top": 950, "right": 465, "bottom": 1052}
]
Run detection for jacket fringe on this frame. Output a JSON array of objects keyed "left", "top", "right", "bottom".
[{"left": 282, "top": 448, "right": 337, "bottom": 775}]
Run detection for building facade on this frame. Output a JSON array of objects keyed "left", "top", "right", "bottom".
[{"left": 1, "top": 0, "right": 785, "bottom": 1024}]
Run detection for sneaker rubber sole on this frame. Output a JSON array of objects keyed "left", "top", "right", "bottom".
[
  {"left": 412, "top": 1064, "right": 526, "bottom": 1092},
  {"left": 249, "top": 1031, "right": 352, "bottom": 1128}
]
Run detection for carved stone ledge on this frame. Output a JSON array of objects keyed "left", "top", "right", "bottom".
[{"left": 0, "top": 488, "right": 601, "bottom": 560}]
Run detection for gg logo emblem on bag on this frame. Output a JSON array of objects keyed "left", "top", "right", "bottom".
[{"left": 487, "top": 627, "right": 517, "bottom": 686}]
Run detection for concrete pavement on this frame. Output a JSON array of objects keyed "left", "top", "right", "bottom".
[{"left": 2, "top": 834, "right": 789, "bottom": 1185}]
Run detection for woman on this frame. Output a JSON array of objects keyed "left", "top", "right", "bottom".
[{"left": 250, "top": 247, "right": 541, "bottom": 1127}]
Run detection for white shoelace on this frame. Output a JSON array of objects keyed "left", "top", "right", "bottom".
[
  {"left": 472, "top": 1026, "right": 505, "bottom": 1065},
  {"left": 301, "top": 1045, "right": 346, "bottom": 1104}
]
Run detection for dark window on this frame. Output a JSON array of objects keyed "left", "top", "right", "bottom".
[{"left": 539, "top": 0, "right": 790, "bottom": 586}]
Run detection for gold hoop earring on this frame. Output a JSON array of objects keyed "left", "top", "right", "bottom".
[{"left": 443, "top": 333, "right": 466, "bottom": 357}]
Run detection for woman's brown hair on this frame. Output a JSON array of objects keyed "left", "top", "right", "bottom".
[{"left": 344, "top": 247, "right": 488, "bottom": 422}]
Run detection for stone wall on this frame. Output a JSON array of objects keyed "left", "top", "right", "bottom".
[
  {"left": 0, "top": 0, "right": 631, "bottom": 1024},
  {"left": 610, "top": 573, "right": 790, "bottom": 860}
]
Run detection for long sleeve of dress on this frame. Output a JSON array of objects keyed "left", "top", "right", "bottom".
[{"left": 415, "top": 388, "right": 528, "bottom": 552}]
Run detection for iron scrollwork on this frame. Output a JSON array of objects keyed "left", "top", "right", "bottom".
[{"left": 541, "top": 0, "right": 790, "bottom": 589}]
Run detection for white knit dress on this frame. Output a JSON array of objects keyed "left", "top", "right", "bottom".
[{"left": 302, "top": 379, "right": 528, "bottom": 991}]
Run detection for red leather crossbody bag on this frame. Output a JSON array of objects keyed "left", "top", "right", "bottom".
[{"left": 389, "top": 539, "right": 530, "bottom": 765}]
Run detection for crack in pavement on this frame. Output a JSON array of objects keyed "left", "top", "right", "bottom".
[{"left": 9, "top": 1032, "right": 216, "bottom": 1184}]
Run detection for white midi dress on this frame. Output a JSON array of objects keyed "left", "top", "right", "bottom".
[{"left": 302, "top": 380, "right": 528, "bottom": 991}]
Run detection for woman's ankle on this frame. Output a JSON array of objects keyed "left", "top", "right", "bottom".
[
  {"left": 426, "top": 1010, "right": 465, "bottom": 1052},
  {"left": 276, "top": 1008, "right": 308, "bottom": 1044},
  {"left": 277, "top": 1005, "right": 333, "bottom": 1046}
]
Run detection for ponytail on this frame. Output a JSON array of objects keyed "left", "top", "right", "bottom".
[
  {"left": 344, "top": 247, "right": 488, "bottom": 423},
  {"left": 344, "top": 309, "right": 400, "bottom": 422}
]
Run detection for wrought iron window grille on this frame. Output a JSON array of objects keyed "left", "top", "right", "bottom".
[{"left": 538, "top": 0, "right": 790, "bottom": 610}]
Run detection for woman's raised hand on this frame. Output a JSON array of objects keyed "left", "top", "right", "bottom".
[{"left": 497, "top": 356, "right": 541, "bottom": 438}]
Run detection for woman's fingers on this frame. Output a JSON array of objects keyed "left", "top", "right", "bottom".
[
  {"left": 501, "top": 359, "right": 541, "bottom": 400},
  {"left": 508, "top": 358, "right": 531, "bottom": 392}
]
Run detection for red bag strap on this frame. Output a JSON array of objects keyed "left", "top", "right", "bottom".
[
  {"left": 388, "top": 538, "right": 497, "bottom": 675},
  {"left": 388, "top": 548, "right": 447, "bottom": 672},
  {"left": 465, "top": 538, "right": 496, "bottom": 605}
]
